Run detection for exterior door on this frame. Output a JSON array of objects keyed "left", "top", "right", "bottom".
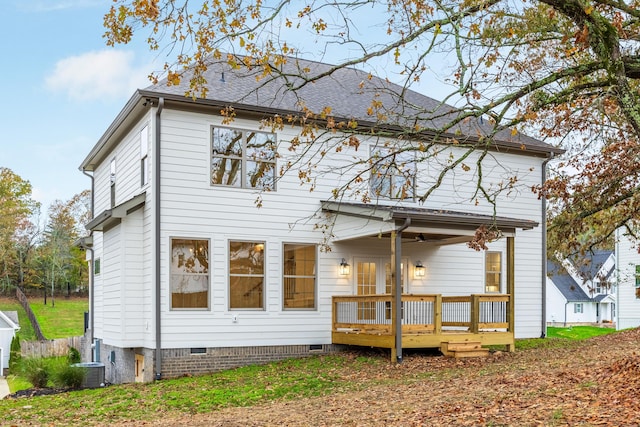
[{"left": 135, "top": 354, "right": 144, "bottom": 383}]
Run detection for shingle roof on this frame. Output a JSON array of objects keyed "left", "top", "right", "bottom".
[
  {"left": 547, "top": 260, "right": 592, "bottom": 302},
  {"left": 142, "top": 55, "right": 562, "bottom": 156},
  {"left": 573, "top": 250, "right": 614, "bottom": 282}
]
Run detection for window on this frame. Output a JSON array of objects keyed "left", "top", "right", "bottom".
[
  {"left": 485, "top": 252, "right": 502, "bottom": 293},
  {"left": 283, "top": 244, "right": 316, "bottom": 310},
  {"left": 635, "top": 265, "right": 640, "bottom": 299},
  {"left": 110, "top": 159, "right": 116, "bottom": 207},
  {"left": 211, "top": 127, "right": 276, "bottom": 189},
  {"left": 229, "top": 241, "right": 265, "bottom": 309},
  {"left": 370, "top": 146, "right": 415, "bottom": 200},
  {"left": 94, "top": 258, "right": 101, "bottom": 276},
  {"left": 170, "top": 238, "right": 209, "bottom": 309},
  {"left": 385, "top": 261, "right": 406, "bottom": 320},
  {"left": 140, "top": 126, "right": 149, "bottom": 186},
  {"left": 574, "top": 303, "right": 583, "bottom": 314}
]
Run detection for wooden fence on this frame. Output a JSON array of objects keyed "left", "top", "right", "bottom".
[{"left": 21, "top": 336, "right": 85, "bottom": 358}]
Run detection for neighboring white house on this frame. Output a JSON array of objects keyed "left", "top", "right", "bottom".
[
  {"left": 546, "top": 250, "right": 616, "bottom": 326},
  {"left": 0, "top": 311, "right": 19, "bottom": 375},
  {"left": 78, "top": 56, "right": 562, "bottom": 383},
  {"left": 615, "top": 229, "right": 640, "bottom": 330}
]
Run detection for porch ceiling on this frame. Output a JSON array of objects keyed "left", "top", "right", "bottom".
[{"left": 321, "top": 201, "right": 538, "bottom": 243}]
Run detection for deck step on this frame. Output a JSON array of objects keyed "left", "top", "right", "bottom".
[{"left": 441, "top": 341, "right": 489, "bottom": 358}]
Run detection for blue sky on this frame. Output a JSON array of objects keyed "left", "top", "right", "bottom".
[
  {"left": 0, "top": 1, "right": 459, "bottom": 215},
  {"left": 1, "top": 1, "right": 159, "bottom": 212}
]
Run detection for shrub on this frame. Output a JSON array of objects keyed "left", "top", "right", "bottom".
[
  {"left": 52, "top": 364, "right": 86, "bottom": 389},
  {"left": 68, "top": 347, "right": 81, "bottom": 364},
  {"left": 8, "top": 334, "right": 21, "bottom": 374},
  {"left": 20, "top": 357, "right": 49, "bottom": 388}
]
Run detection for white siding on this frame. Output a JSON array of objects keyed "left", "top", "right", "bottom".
[
  {"left": 616, "top": 230, "right": 640, "bottom": 329},
  {"left": 89, "top": 104, "right": 547, "bottom": 351}
]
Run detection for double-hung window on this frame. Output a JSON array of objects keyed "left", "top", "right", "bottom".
[
  {"left": 170, "top": 238, "right": 209, "bottom": 309},
  {"left": 229, "top": 241, "right": 265, "bottom": 309},
  {"left": 635, "top": 265, "right": 640, "bottom": 299},
  {"left": 574, "top": 303, "right": 584, "bottom": 314},
  {"left": 283, "top": 244, "right": 316, "bottom": 310},
  {"left": 370, "top": 146, "right": 415, "bottom": 200},
  {"left": 211, "top": 127, "right": 276, "bottom": 190}
]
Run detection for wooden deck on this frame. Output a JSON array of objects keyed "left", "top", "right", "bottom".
[{"left": 332, "top": 294, "right": 515, "bottom": 353}]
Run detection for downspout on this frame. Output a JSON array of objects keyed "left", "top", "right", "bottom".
[
  {"left": 541, "top": 153, "right": 555, "bottom": 338},
  {"left": 394, "top": 217, "right": 411, "bottom": 363},
  {"left": 81, "top": 169, "right": 95, "bottom": 359},
  {"left": 155, "top": 97, "right": 164, "bottom": 380}
]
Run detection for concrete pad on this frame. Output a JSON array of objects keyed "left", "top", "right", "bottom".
[{"left": 0, "top": 377, "right": 10, "bottom": 399}]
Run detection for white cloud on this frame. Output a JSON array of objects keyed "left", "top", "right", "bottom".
[{"left": 45, "top": 50, "right": 152, "bottom": 101}]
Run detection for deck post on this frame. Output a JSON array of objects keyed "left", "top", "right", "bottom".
[
  {"left": 434, "top": 294, "right": 442, "bottom": 334},
  {"left": 391, "top": 229, "right": 400, "bottom": 363},
  {"left": 507, "top": 236, "right": 515, "bottom": 352},
  {"left": 470, "top": 294, "right": 479, "bottom": 334}
]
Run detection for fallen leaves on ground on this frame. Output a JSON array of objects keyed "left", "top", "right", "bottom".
[{"left": 130, "top": 329, "right": 640, "bottom": 426}]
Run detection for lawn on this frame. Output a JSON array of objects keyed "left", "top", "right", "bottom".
[
  {"left": 0, "top": 296, "right": 88, "bottom": 340},
  {"left": 2, "top": 327, "right": 639, "bottom": 426},
  {"left": 547, "top": 325, "right": 617, "bottom": 339}
]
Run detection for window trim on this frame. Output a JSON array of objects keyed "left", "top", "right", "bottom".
[
  {"left": 169, "top": 237, "right": 211, "bottom": 311},
  {"left": 94, "top": 258, "right": 101, "bottom": 276},
  {"left": 485, "top": 251, "right": 502, "bottom": 293},
  {"left": 210, "top": 126, "right": 277, "bottom": 190},
  {"left": 228, "top": 240, "right": 266, "bottom": 311},
  {"left": 282, "top": 242, "right": 318, "bottom": 311},
  {"left": 140, "top": 125, "right": 149, "bottom": 187}
]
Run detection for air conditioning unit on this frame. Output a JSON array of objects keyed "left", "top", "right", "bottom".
[{"left": 72, "top": 362, "right": 105, "bottom": 388}]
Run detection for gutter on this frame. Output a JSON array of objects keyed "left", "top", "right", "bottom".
[
  {"left": 81, "top": 169, "right": 95, "bottom": 359},
  {"left": 541, "top": 153, "right": 555, "bottom": 338},
  {"left": 394, "top": 217, "right": 411, "bottom": 363},
  {"left": 155, "top": 97, "right": 164, "bottom": 380}
]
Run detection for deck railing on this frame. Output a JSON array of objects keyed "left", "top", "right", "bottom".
[{"left": 332, "top": 294, "right": 511, "bottom": 335}]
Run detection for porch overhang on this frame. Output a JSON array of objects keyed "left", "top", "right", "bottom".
[
  {"left": 321, "top": 201, "right": 539, "bottom": 243},
  {"left": 86, "top": 193, "right": 146, "bottom": 232}
]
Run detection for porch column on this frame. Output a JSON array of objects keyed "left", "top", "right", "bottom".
[
  {"left": 507, "top": 236, "right": 515, "bottom": 352},
  {"left": 390, "top": 230, "right": 400, "bottom": 363},
  {"left": 391, "top": 218, "right": 410, "bottom": 363}
]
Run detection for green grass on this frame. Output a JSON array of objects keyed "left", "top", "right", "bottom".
[
  {"left": 0, "top": 297, "right": 35, "bottom": 341},
  {"left": 0, "top": 354, "right": 377, "bottom": 425},
  {"left": 0, "top": 296, "right": 88, "bottom": 340},
  {"left": 546, "top": 325, "right": 617, "bottom": 340},
  {"left": 27, "top": 297, "right": 88, "bottom": 338}
]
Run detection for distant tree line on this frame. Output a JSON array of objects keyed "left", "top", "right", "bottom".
[{"left": 0, "top": 167, "right": 90, "bottom": 299}]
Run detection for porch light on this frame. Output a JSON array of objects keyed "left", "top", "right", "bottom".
[
  {"left": 414, "top": 261, "right": 426, "bottom": 279},
  {"left": 339, "top": 258, "right": 351, "bottom": 276}
]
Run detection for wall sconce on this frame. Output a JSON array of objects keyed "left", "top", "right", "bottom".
[
  {"left": 339, "top": 258, "right": 351, "bottom": 276},
  {"left": 414, "top": 261, "right": 426, "bottom": 279}
]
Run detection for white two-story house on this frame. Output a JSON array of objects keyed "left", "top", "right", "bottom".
[
  {"left": 546, "top": 250, "right": 616, "bottom": 326},
  {"left": 78, "top": 56, "right": 562, "bottom": 383}
]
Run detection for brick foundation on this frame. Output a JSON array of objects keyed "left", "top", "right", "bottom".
[{"left": 160, "top": 344, "right": 345, "bottom": 380}]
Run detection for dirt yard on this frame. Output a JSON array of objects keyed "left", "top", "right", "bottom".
[{"left": 127, "top": 328, "right": 640, "bottom": 426}]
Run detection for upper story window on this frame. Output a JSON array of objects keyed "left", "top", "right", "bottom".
[
  {"left": 485, "top": 251, "right": 502, "bottom": 293},
  {"left": 140, "top": 126, "right": 149, "bottom": 187},
  {"left": 211, "top": 127, "right": 276, "bottom": 190},
  {"left": 370, "top": 146, "right": 415, "bottom": 200}
]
